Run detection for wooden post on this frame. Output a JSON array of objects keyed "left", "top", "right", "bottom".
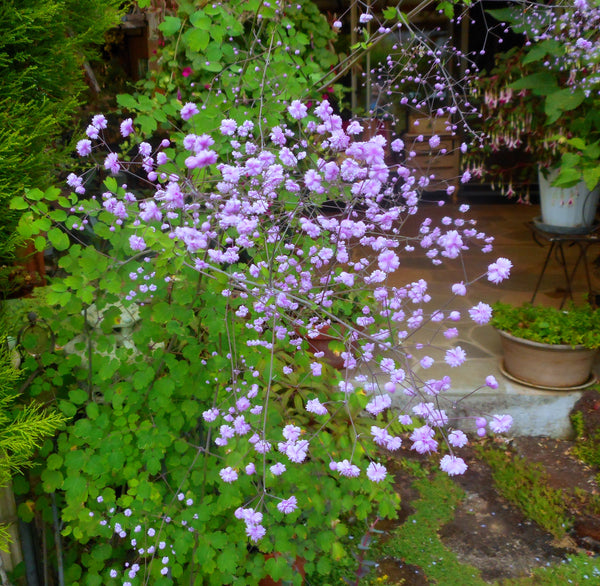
[{"left": 0, "top": 483, "right": 23, "bottom": 576}]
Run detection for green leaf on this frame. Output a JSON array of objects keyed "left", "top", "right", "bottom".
[
  {"left": 34, "top": 236, "right": 46, "bottom": 252},
  {"left": 69, "top": 388, "right": 88, "bottom": 405},
  {"left": 116, "top": 93, "right": 139, "bottom": 110},
  {"left": 382, "top": 6, "right": 397, "bottom": 19},
  {"left": 190, "top": 11, "right": 211, "bottom": 29},
  {"left": 159, "top": 16, "right": 182, "bottom": 36},
  {"left": 41, "top": 468, "right": 64, "bottom": 492},
  {"left": 10, "top": 196, "right": 29, "bottom": 210},
  {"left": 104, "top": 176, "right": 118, "bottom": 193},
  {"left": 48, "top": 227, "right": 70, "bottom": 251},
  {"left": 184, "top": 28, "right": 210, "bottom": 52},
  {"left": 509, "top": 72, "right": 557, "bottom": 94},
  {"left": 583, "top": 167, "right": 600, "bottom": 190},
  {"left": 545, "top": 88, "right": 585, "bottom": 124}
]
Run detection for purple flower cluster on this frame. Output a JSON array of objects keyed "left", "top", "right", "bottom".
[{"left": 69, "top": 99, "right": 515, "bottom": 545}]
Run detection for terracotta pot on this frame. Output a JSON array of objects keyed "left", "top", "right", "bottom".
[{"left": 497, "top": 329, "right": 597, "bottom": 389}]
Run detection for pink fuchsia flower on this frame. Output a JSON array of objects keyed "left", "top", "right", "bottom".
[
  {"left": 469, "top": 302, "right": 493, "bottom": 325},
  {"left": 180, "top": 102, "right": 199, "bottom": 121},
  {"left": 487, "top": 257, "right": 512, "bottom": 284},
  {"left": 445, "top": 346, "right": 466, "bottom": 367},
  {"left": 489, "top": 414, "right": 513, "bottom": 433},
  {"left": 366, "top": 462, "right": 387, "bottom": 482},
  {"left": 181, "top": 67, "right": 193, "bottom": 77},
  {"left": 120, "top": 118, "right": 134, "bottom": 137},
  {"left": 219, "top": 467, "right": 238, "bottom": 483},
  {"left": 277, "top": 495, "right": 298, "bottom": 514},
  {"left": 104, "top": 152, "right": 120, "bottom": 174},
  {"left": 287, "top": 100, "right": 308, "bottom": 120},
  {"left": 440, "top": 455, "right": 468, "bottom": 476},
  {"left": 76, "top": 139, "right": 92, "bottom": 156},
  {"left": 448, "top": 430, "right": 468, "bottom": 448}
]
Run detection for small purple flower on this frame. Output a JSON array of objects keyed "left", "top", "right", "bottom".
[
  {"left": 440, "top": 455, "right": 468, "bottom": 476},
  {"left": 180, "top": 102, "right": 199, "bottom": 121},
  {"left": 277, "top": 495, "right": 298, "bottom": 514},
  {"left": 287, "top": 100, "right": 308, "bottom": 120},
  {"left": 92, "top": 114, "right": 107, "bottom": 129},
  {"left": 219, "top": 467, "right": 238, "bottom": 483},
  {"left": 451, "top": 282, "right": 467, "bottom": 296},
  {"left": 306, "top": 398, "right": 327, "bottom": 415},
  {"left": 445, "top": 346, "right": 466, "bottom": 367},
  {"left": 220, "top": 119, "right": 237, "bottom": 136},
  {"left": 246, "top": 524, "right": 266, "bottom": 542},
  {"left": 120, "top": 118, "right": 134, "bottom": 137},
  {"left": 129, "top": 235, "right": 146, "bottom": 251},
  {"left": 270, "top": 462, "right": 286, "bottom": 476},
  {"left": 104, "top": 152, "right": 120, "bottom": 175},
  {"left": 378, "top": 249, "right": 400, "bottom": 273},
  {"left": 487, "top": 257, "right": 512, "bottom": 284},
  {"left": 489, "top": 414, "right": 513, "bottom": 433},
  {"left": 366, "top": 462, "right": 387, "bottom": 482},
  {"left": 469, "top": 302, "right": 492, "bottom": 325},
  {"left": 448, "top": 430, "right": 468, "bottom": 448},
  {"left": 485, "top": 375, "right": 499, "bottom": 389},
  {"left": 76, "top": 139, "right": 92, "bottom": 156}
]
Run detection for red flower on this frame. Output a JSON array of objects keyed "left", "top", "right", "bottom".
[{"left": 182, "top": 67, "right": 193, "bottom": 78}]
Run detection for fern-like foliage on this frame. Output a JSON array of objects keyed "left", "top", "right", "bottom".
[{"left": 0, "top": 334, "right": 65, "bottom": 552}]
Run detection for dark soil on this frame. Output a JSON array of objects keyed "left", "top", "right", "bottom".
[{"left": 371, "top": 390, "right": 600, "bottom": 585}]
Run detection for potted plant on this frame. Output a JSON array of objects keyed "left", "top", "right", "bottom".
[
  {"left": 491, "top": 301, "right": 600, "bottom": 389},
  {"left": 470, "top": 1, "right": 600, "bottom": 231}
]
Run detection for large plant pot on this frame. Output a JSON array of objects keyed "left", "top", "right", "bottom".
[
  {"left": 497, "top": 329, "right": 597, "bottom": 389},
  {"left": 538, "top": 167, "right": 600, "bottom": 234}
]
